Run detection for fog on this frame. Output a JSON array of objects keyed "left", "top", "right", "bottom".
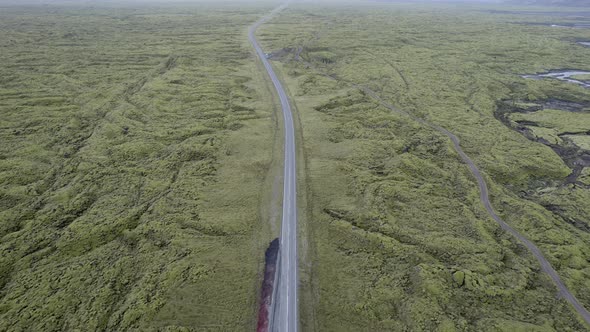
[
  {"left": 0, "top": 0, "right": 509, "bottom": 5},
  {"left": 0, "top": 0, "right": 583, "bottom": 10}
]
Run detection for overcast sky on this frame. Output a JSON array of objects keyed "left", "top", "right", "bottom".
[{"left": 0, "top": 0, "right": 506, "bottom": 4}]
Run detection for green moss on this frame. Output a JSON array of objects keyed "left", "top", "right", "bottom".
[
  {"left": 261, "top": 2, "right": 590, "bottom": 330},
  {"left": 570, "top": 74, "right": 590, "bottom": 81},
  {"left": 452, "top": 271, "right": 465, "bottom": 286},
  {"left": 509, "top": 109, "right": 590, "bottom": 135},
  {"left": 563, "top": 135, "right": 590, "bottom": 150},
  {"left": 0, "top": 3, "right": 277, "bottom": 331}
]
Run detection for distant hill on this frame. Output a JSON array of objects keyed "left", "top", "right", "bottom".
[{"left": 509, "top": 0, "right": 590, "bottom": 6}]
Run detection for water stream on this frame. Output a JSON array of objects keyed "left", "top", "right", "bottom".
[{"left": 522, "top": 70, "right": 590, "bottom": 88}]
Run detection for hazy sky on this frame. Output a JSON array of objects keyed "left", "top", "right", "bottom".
[{"left": 0, "top": 0, "right": 505, "bottom": 4}]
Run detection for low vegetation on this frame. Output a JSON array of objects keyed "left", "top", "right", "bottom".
[
  {"left": 571, "top": 74, "right": 590, "bottom": 81},
  {"left": 0, "top": 2, "right": 278, "bottom": 331},
  {"left": 2, "top": 1, "right": 590, "bottom": 331},
  {"left": 258, "top": 2, "right": 590, "bottom": 330}
]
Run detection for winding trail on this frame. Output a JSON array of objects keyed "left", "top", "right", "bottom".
[
  {"left": 249, "top": 3, "right": 298, "bottom": 332},
  {"left": 294, "top": 25, "right": 590, "bottom": 324},
  {"left": 359, "top": 81, "right": 590, "bottom": 327},
  {"left": 249, "top": 1, "right": 590, "bottom": 328}
]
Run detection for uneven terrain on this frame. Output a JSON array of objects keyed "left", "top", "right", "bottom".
[
  {"left": 0, "top": 2, "right": 278, "bottom": 331},
  {"left": 3, "top": 1, "right": 590, "bottom": 331},
  {"left": 257, "top": 3, "right": 590, "bottom": 331}
]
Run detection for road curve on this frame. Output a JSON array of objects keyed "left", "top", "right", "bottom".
[
  {"left": 248, "top": 3, "right": 298, "bottom": 332},
  {"left": 358, "top": 87, "right": 590, "bottom": 326}
]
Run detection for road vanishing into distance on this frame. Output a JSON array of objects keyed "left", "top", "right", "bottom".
[
  {"left": 249, "top": 1, "right": 590, "bottom": 329},
  {"left": 249, "top": 3, "right": 298, "bottom": 332}
]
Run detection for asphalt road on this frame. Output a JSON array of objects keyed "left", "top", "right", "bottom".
[
  {"left": 249, "top": 2, "right": 590, "bottom": 328},
  {"left": 248, "top": 3, "right": 298, "bottom": 332},
  {"left": 359, "top": 86, "right": 590, "bottom": 327}
]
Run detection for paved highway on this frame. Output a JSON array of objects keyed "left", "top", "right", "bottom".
[
  {"left": 250, "top": 1, "right": 590, "bottom": 328},
  {"left": 248, "top": 3, "right": 298, "bottom": 332}
]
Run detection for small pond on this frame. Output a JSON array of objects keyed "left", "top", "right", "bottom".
[
  {"left": 520, "top": 22, "right": 590, "bottom": 29},
  {"left": 522, "top": 70, "right": 590, "bottom": 89}
]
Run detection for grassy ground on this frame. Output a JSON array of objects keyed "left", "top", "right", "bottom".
[
  {"left": 258, "top": 2, "right": 590, "bottom": 331},
  {"left": 3, "top": 1, "right": 590, "bottom": 331},
  {"left": 571, "top": 74, "right": 590, "bottom": 81},
  {"left": 0, "top": 2, "right": 280, "bottom": 331}
]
